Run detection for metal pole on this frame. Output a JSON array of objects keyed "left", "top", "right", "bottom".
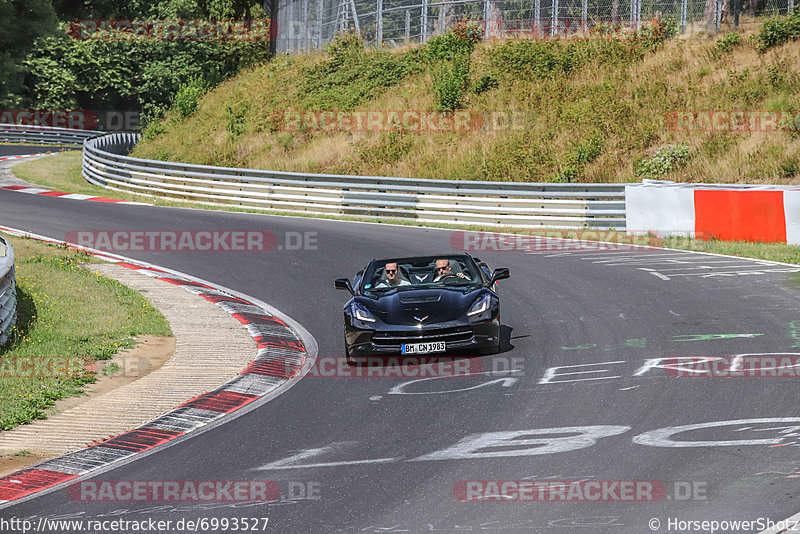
[
  {"left": 439, "top": 5, "right": 445, "bottom": 35},
  {"left": 551, "top": 0, "right": 559, "bottom": 36},
  {"left": 582, "top": 0, "right": 587, "bottom": 33},
  {"left": 483, "top": 0, "right": 490, "bottom": 39},
  {"left": 349, "top": 0, "right": 361, "bottom": 33},
  {"left": 377, "top": 0, "right": 383, "bottom": 44},
  {"left": 680, "top": 0, "right": 687, "bottom": 32},
  {"left": 629, "top": 0, "right": 635, "bottom": 29},
  {"left": 790, "top": 0, "right": 795, "bottom": 13},
  {"left": 302, "top": 0, "right": 309, "bottom": 50},
  {"left": 405, "top": 9, "right": 411, "bottom": 42},
  {"left": 421, "top": 0, "right": 428, "bottom": 42},
  {"left": 317, "top": 0, "right": 324, "bottom": 48},
  {"left": 637, "top": 0, "right": 642, "bottom": 30},
  {"left": 714, "top": 0, "right": 721, "bottom": 29},
  {"left": 288, "top": 0, "right": 295, "bottom": 51},
  {"left": 535, "top": 0, "right": 540, "bottom": 37}
]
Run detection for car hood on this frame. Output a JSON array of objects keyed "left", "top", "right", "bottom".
[{"left": 360, "top": 288, "right": 483, "bottom": 325}]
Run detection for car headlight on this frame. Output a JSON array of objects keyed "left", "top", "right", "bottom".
[
  {"left": 467, "top": 294, "right": 492, "bottom": 317},
  {"left": 351, "top": 302, "right": 376, "bottom": 323}
]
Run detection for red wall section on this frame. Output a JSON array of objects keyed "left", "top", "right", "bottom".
[{"left": 694, "top": 190, "right": 787, "bottom": 243}]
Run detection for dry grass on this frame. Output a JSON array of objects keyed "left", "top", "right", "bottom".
[{"left": 129, "top": 25, "right": 800, "bottom": 184}]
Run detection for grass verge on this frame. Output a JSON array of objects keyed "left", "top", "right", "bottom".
[
  {"left": 13, "top": 151, "right": 800, "bottom": 269},
  {"left": 0, "top": 232, "right": 172, "bottom": 430}
]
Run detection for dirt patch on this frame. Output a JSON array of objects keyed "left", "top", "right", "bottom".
[{"left": 0, "top": 335, "right": 174, "bottom": 476}]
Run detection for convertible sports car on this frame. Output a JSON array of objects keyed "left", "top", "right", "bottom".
[{"left": 335, "top": 254, "right": 509, "bottom": 361}]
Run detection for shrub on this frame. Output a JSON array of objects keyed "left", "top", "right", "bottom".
[
  {"left": 637, "top": 143, "right": 690, "bottom": 177},
  {"left": 715, "top": 32, "right": 742, "bottom": 53},
  {"left": 225, "top": 103, "right": 248, "bottom": 137},
  {"left": 432, "top": 55, "right": 471, "bottom": 111},
  {"left": 471, "top": 73, "right": 498, "bottom": 94},
  {"left": 173, "top": 76, "right": 207, "bottom": 119},
  {"left": 754, "top": 10, "right": 800, "bottom": 52}
]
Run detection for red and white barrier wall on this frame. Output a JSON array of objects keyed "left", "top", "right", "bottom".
[{"left": 626, "top": 182, "right": 800, "bottom": 245}]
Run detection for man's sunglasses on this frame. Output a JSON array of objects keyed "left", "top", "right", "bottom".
[
  {"left": 385, "top": 269, "right": 397, "bottom": 274},
  {"left": 436, "top": 266, "right": 449, "bottom": 272}
]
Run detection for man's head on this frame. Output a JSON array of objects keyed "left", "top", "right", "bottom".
[
  {"left": 385, "top": 262, "right": 400, "bottom": 285},
  {"left": 435, "top": 259, "right": 451, "bottom": 276}
]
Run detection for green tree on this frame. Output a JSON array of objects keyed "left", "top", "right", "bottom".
[{"left": 0, "top": 0, "right": 57, "bottom": 107}]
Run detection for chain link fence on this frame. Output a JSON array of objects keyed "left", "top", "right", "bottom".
[{"left": 272, "top": 0, "right": 794, "bottom": 52}]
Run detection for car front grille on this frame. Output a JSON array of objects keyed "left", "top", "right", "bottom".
[{"left": 372, "top": 326, "right": 474, "bottom": 346}]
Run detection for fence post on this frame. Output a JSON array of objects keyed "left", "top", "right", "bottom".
[
  {"left": 551, "top": 0, "right": 559, "bottom": 36},
  {"left": 302, "top": 0, "right": 309, "bottom": 50},
  {"left": 582, "top": 0, "right": 588, "bottom": 32},
  {"left": 317, "top": 0, "right": 324, "bottom": 47},
  {"left": 637, "top": 0, "right": 642, "bottom": 30},
  {"left": 405, "top": 9, "right": 411, "bottom": 42},
  {"left": 422, "top": 0, "right": 428, "bottom": 42},
  {"left": 680, "top": 0, "right": 687, "bottom": 32},
  {"left": 535, "top": 0, "right": 541, "bottom": 36},
  {"left": 288, "top": 0, "right": 295, "bottom": 51},
  {"left": 439, "top": 4, "right": 445, "bottom": 35},
  {"left": 483, "top": 0, "right": 491, "bottom": 39},
  {"left": 349, "top": 0, "right": 361, "bottom": 33},
  {"left": 377, "top": 0, "right": 383, "bottom": 44},
  {"left": 714, "top": 0, "right": 722, "bottom": 29},
  {"left": 790, "top": 0, "right": 795, "bottom": 13}
]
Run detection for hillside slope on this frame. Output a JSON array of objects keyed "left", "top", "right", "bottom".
[{"left": 133, "top": 22, "right": 800, "bottom": 184}]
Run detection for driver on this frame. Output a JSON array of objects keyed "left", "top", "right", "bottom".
[
  {"left": 433, "top": 259, "right": 470, "bottom": 281},
  {"left": 376, "top": 262, "right": 411, "bottom": 288}
]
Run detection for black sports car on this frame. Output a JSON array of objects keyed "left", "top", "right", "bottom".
[{"left": 335, "top": 254, "right": 509, "bottom": 362}]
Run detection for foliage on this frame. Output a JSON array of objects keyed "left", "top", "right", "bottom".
[
  {"left": 637, "top": 143, "right": 690, "bottom": 177},
  {"left": 471, "top": 73, "right": 498, "bottom": 94},
  {"left": 427, "top": 26, "right": 479, "bottom": 111},
  {"left": 301, "top": 33, "right": 426, "bottom": 110},
  {"left": 3, "top": 1, "right": 270, "bottom": 122},
  {"left": 0, "top": 0, "right": 57, "bottom": 107},
  {"left": 754, "top": 10, "right": 800, "bottom": 52},
  {"left": 225, "top": 102, "right": 248, "bottom": 136},
  {"left": 174, "top": 77, "right": 208, "bottom": 119},
  {"left": 715, "top": 32, "right": 742, "bottom": 53}
]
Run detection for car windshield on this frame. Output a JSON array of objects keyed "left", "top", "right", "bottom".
[{"left": 360, "top": 255, "right": 482, "bottom": 293}]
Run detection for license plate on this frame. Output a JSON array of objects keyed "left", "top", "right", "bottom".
[{"left": 402, "top": 341, "right": 446, "bottom": 354}]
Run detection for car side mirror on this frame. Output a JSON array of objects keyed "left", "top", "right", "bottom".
[
  {"left": 335, "top": 278, "right": 355, "bottom": 295},
  {"left": 489, "top": 268, "right": 510, "bottom": 285}
]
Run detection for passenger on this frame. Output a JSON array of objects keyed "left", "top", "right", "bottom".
[
  {"left": 433, "top": 259, "right": 470, "bottom": 281},
  {"left": 376, "top": 262, "right": 411, "bottom": 288}
]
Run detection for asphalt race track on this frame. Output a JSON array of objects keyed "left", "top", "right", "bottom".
[
  {"left": 0, "top": 146, "right": 73, "bottom": 157},
  {"left": 2, "top": 149, "right": 800, "bottom": 533}
]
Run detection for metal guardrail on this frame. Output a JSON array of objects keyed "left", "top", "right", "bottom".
[
  {"left": 82, "top": 133, "right": 626, "bottom": 229},
  {"left": 0, "top": 236, "right": 16, "bottom": 346},
  {"left": 0, "top": 124, "right": 99, "bottom": 147}
]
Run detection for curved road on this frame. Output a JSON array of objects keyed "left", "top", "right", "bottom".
[{"left": 2, "top": 150, "right": 800, "bottom": 533}]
